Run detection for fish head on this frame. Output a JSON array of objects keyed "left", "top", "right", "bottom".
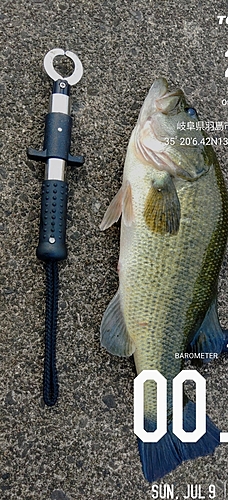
[{"left": 135, "top": 78, "right": 212, "bottom": 180}]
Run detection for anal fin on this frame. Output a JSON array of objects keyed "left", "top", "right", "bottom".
[{"left": 100, "top": 289, "right": 135, "bottom": 356}]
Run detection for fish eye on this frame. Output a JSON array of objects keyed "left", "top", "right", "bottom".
[{"left": 185, "top": 107, "right": 197, "bottom": 117}]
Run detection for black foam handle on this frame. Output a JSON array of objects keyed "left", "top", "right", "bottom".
[{"left": 36, "top": 180, "right": 68, "bottom": 261}]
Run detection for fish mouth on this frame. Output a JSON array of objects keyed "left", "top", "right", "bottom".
[
  {"left": 137, "top": 78, "right": 184, "bottom": 120},
  {"left": 155, "top": 88, "right": 184, "bottom": 114},
  {"left": 135, "top": 81, "right": 192, "bottom": 179},
  {"left": 134, "top": 78, "right": 209, "bottom": 181}
]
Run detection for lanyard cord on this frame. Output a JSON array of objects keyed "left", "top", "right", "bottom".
[{"left": 43, "top": 260, "right": 59, "bottom": 406}]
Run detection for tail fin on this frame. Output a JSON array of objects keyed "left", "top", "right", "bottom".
[{"left": 138, "top": 401, "right": 220, "bottom": 482}]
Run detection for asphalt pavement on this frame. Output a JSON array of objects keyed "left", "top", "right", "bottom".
[{"left": 1, "top": 1, "right": 228, "bottom": 499}]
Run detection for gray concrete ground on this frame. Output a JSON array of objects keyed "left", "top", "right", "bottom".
[{"left": 1, "top": 0, "right": 228, "bottom": 499}]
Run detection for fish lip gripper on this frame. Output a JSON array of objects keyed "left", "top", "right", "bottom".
[{"left": 27, "top": 48, "right": 84, "bottom": 405}]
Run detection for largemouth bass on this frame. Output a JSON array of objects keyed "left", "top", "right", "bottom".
[{"left": 100, "top": 78, "right": 228, "bottom": 482}]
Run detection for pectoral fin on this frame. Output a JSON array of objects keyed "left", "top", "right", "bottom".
[
  {"left": 144, "top": 172, "right": 180, "bottom": 235},
  {"left": 100, "top": 181, "right": 134, "bottom": 230},
  {"left": 100, "top": 289, "right": 135, "bottom": 356}
]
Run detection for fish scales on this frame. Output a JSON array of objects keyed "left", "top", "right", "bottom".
[
  {"left": 100, "top": 78, "right": 228, "bottom": 481},
  {"left": 120, "top": 130, "right": 227, "bottom": 419}
]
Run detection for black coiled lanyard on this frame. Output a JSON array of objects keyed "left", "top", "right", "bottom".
[{"left": 27, "top": 49, "right": 84, "bottom": 406}]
